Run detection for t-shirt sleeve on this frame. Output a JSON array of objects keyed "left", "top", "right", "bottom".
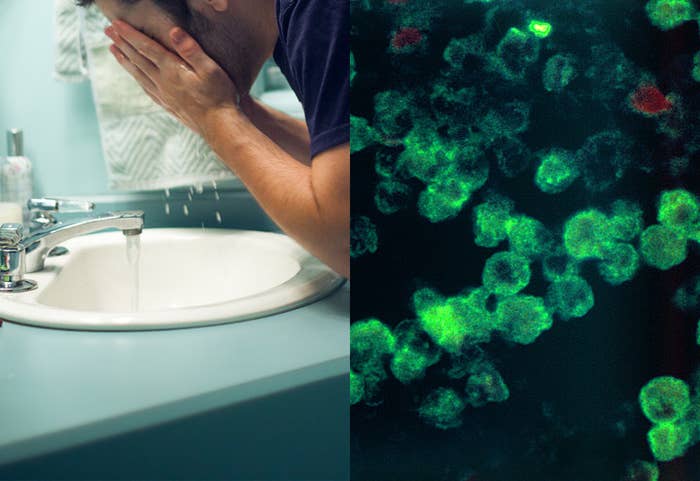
[{"left": 278, "top": 0, "right": 350, "bottom": 159}]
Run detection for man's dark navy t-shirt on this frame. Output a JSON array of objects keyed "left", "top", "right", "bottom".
[{"left": 273, "top": 0, "right": 350, "bottom": 159}]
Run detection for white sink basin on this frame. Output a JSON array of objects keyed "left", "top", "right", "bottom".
[{"left": 0, "top": 228, "right": 344, "bottom": 330}]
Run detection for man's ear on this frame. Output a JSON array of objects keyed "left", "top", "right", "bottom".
[{"left": 206, "top": 0, "right": 229, "bottom": 13}]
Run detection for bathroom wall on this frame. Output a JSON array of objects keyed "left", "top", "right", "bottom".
[
  {"left": 0, "top": 0, "right": 108, "bottom": 197},
  {"left": 0, "top": 0, "right": 300, "bottom": 199}
]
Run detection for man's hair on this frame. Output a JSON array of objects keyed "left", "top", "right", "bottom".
[{"left": 76, "top": 0, "right": 191, "bottom": 26}]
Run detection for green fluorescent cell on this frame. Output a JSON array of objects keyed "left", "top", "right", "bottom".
[
  {"left": 534, "top": 148, "right": 579, "bottom": 193},
  {"left": 374, "top": 90, "right": 415, "bottom": 140},
  {"left": 639, "top": 376, "right": 691, "bottom": 424},
  {"left": 623, "top": 460, "right": 659, "bottom": 481},
  {"left": 639, "top": 225, "right": 688, "bottom": 270},
  {"left": 598, "top": 243, "right": 640, "bottom": 285},
  {"left": 390, "top": 319, "right": 441, "bottom": 384},
  {"left": 465, "top": 365, "right": 510, "bottom": 407},
  {"left": 693, "top": 51, "right": 700, "bottom": 82},
  {"left": 413, "top": 288, "right": 465, "bottom": 352},
  {"left": 418, "top": 387, "right": 465, "bottom": 430},
  {"left": 528, "top": 20, "right": 552, "bottom": 38},
  {"left": 542, "top": 248, "right": 579, "bottom": 282},
  {"left": 350, "top": 370, "right": 364, "bottom": 405},
  {"left": 506, "top": 215, "right": 553, "bottom": 259},
  {"left": 350, "top": 216, "right": 378, "bottom": 258},
  {"left": 417, "top": 181, "right": 471, "bottom": 223},
  {"left": 494, "top": 27, "right": 540, "bottom": 80},
  {"left": 350, "top": 318, "right": 396, "bottom": 371},
  {"left": 563, "top": 209, "right": 610, "bottom": 260},
  {"left": 375, "top": 179, "right": 411, "bottom": 215},
  {"left": 350, "top": 318, "right": 396, "bottom": 405},
  {"left": 496, "top": 295, "right": 553, "bottom": 344},
  {"left": 657, "top": 189, "right": 700, "bottom": 235},
  {"left": 546, "top": 276, "right": 594, "bottom": 320},
  {"left": 472, "top": 195, "right": 515, "bottom": 248},
  {"left": 350, "top": 115, "right": 378, "bottom": 154},
  {"left": 542, "top": 54, "right": 577, "bottom": 93},
  {"left": 647, "top": 421, "right": 692, "bottom": 462},
  {"left": 645, "top": 0, "right": 696, "bottom": 31},
  {"left": 608, "top": 199, "right": 645, "bottom": 241},
  {"left": 451, "top": 287, "right": 497, "bottom": 345},
  {"left": 482, "top": 251, "right": 531, "bottom": 296}
]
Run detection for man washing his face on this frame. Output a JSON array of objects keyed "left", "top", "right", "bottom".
[{"left": 77, "top": 0, "right": 350, "bottom": 277}]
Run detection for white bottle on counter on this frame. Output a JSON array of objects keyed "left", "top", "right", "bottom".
[{"left": 0, "top": 129, "right": 33, "bottom": 225}]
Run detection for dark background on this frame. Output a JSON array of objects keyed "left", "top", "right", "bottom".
[{"left": 350, "top": 0, "right": 700, "bottom": 480}]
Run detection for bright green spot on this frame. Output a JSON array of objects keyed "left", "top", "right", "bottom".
[
  {"left": 350, "top": 370, "right": 364, "bottom": 405},
  {"left": 657, "top": 189, "right": 699, "bottom": 235},
  {"left": 534, "top": 149, "right": 579, "bottom": 193},
  {"left": 506, "top": 215, "right": 552, "bottom": 259},
  {"left": 418, "top": 387, "right": 465, "bottom": 429},
  {"left": 414, "top": 289, "right": 468, "bottom": 353},
  {"left": 496, "top": 295, "right": 552, "bottom": 344},
  {"left": 640, "top": 225, "right": 687, "bottom": 270},
  {"left": 645, "top": 0, "right": 696, "bottom": 31},
  {"left": 608, "top": 200, "right": 644, "bottom": 241},
  {"left": 563, "top": 209, "right": 610, "bottom": 260},
  {"left": 546, "top": 276, "right": 594, "bottom": 320},
  {"left": 647, "top": 421, "right": 692, "bottom": 462},
  {"left": 351, "top": 216, "right": 378, "bottom": 258},
  {"left": 482, "top": 251, "right": 531, "bottom": 296},
  {"left": 528, "top": 20, "right": 552, "bottom": 38},
  {"left": 639, "top": 376, "right": 691, "bottom": 424},
  {"left": 465, "top": 365, "right": 510, "bottom": 407},
  {"left": 598, "top": 243, "right": 640, "bottom": 285},
  {"left": 472, "top": 195, "right": 515, "bottom": 248}
]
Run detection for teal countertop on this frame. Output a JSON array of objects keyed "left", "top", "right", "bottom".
[{"left": 0, "top": 282, "right": 349, "bottom": 466}]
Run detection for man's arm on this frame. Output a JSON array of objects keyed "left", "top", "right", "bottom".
[
  {"left": 240, "top": 95, "right": 312, "bottom": 165},
  {"left": 106, "top": 22, "right": 349, "bottom": 277},
  {"left": 205, "top": 105, "right": 349, "bottom": 276}
]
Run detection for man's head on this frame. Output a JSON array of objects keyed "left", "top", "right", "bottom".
[{"left": 77, "top": 0, "right": 277, "bottom": 93}]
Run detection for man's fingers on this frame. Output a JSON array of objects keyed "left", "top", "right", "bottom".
[
  {"left": 110, "top": 45, "right": 158, "bottom": 94},
  {"left": 170, "top": 28, "right": 219, "bottom": 77},
  {"left": 112, "top": 20, "right": 170, "bottom": 65},
  {"left": 107, "top": 31, "right": 159, "bottom": 79}
]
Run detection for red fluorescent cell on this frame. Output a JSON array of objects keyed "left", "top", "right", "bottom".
[
  {"left": 392, "top": 27, "right": 423, "bottom": 49},
  {"left": 629, "top": 83, "right": 673, "bottom": 115}
]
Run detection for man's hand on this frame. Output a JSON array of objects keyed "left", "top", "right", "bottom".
[{"left": 105, "top": 21, "right": 240, "bottom": 137}]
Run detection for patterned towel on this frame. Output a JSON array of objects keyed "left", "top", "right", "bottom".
[{"left": 53, "top": 0, "right": 236, "bottom": 191}]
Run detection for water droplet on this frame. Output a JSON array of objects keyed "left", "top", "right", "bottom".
[
  {"left": 189, "top": 186, "right": 194, "bottom": 195},
  {"left": 214, "top": 191, "right": 220, "bottom": 201},
  {"left": 215, "top": 211, "right": 222, "bottom": 224},
  {"left": 164, "top": 203, "right": 170, "bottom": 215},
  {"left": 211, "top": 180, "right": 217, "bottom": 190},
  {"left": 183, "top": 204, "right": 190, "bottom": 216},
  {"left": 187, "top": 192, "right": 193, "bottom": 202},
  {"left": 164, "top": 188, "right": 170, "bottom": 198},
  {"left": 195, "top": 183, "right": 204, "bottom": 194}
]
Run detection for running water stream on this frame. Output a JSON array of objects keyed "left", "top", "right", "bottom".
[{"left": 126, "top": 235, "right": 141, "bottom": 312}]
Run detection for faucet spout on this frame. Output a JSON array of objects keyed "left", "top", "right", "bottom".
[{"left": 23, "top": 210, "right": 144, "bottom": 273}]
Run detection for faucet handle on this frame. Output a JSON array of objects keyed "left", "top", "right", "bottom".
[
  {"left": 0, "top": 223, "right": 24, "bottom": 248},
  {"left": 28, "top": 198, "right": 95, "bottom": 213}
]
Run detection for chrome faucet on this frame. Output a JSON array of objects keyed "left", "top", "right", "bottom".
[{"left": 0, "top": 199, "right": 144, "bottom": 292}]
